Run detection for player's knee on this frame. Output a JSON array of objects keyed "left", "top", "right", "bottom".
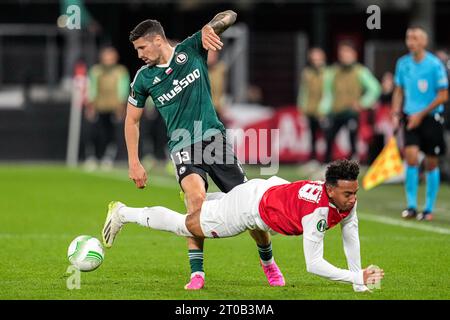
[
  {"left": 186, "top": 192, "right": 206, "bottom": 214},
  {"left": 404, "top": 149, "right": 419, "bottom": 166},
  {"left": 425, "top": 157, "right": 439, "bottom": 171},
  {"left": 185, "top": 212, "right": 204, "bottom": 238},
  {"left": 405, "top": 156, "right": 419, "bottom": 166}
]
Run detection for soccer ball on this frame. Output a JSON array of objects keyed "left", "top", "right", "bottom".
[{"left": 67, "top": 235, "right": 104, "bottom": 272}]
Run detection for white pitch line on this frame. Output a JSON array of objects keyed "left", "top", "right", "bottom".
[{"left": 358, "top": 213, "right": 450, "bottom": 235}]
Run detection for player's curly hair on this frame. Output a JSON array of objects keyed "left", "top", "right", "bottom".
[
  {"left": 325, "top": 159, "right": 359, "bottom": 186},
  {"left": 129, "top": 19, "right": 166, "bottom": 42}
]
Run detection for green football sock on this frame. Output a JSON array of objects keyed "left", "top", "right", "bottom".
[
  {"left": 258, "top": 242, "right": 274, "bottom": 265},
  {"left": 188, "top": 249, "right": 204, "bottom": 277}
]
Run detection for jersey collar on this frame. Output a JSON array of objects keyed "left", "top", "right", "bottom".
[{"left": 156, "top": 45, "right": 177, "bottom": 68}]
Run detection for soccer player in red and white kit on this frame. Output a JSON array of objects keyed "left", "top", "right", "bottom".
[{"left": 103, "top": 159, "right": 384, "bottom": 290}]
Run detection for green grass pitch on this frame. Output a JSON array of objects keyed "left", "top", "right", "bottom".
[{"left": 0, "top": 164, "right": 449, "bottom": 300}]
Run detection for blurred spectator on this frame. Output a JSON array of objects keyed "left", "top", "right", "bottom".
[
  {"left": 247, "top": 84, "right": 264, "bottom": 104},
  {"left": 379, "top": 71, "right": 395, "bottom": 105},
  {"left": 83, "top": 46, "right": 130, "bottom": 171},
  {"left": 435, "top": 49, "right": 450, "bottom": 128},
  {"left": 141, "top": 97, "right": 170, "bottom": 170},
  {"left": 435, "top": 48, "right": 450, "bottom": 182},
  {"left": 59, "top": 0, "right": 101, "bottom": 83},
  {"left": 208, "top": 50, "right": 228, "bottom": 124},
  {"left": 297, "top": 47, "right": 326, "bottom": 161},
  {"left": 368, "top": 71, "right": 395, "bottom": 164},
  {"left": 435, "top": 49, "right": 450, "bottom": 70},
  {"left": 319, "top": 40, "right": 381, "bottom": 163}
]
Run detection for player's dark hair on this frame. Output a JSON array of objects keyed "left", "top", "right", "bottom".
[
  {"left": 407, "top": 25, "right": 427, "bottom": 34},
  {"left": 129, "top": 19, "right": 166, "bottom": 42},
  {"left": 325, "top": 159, "right": 359, "bottom": 186},
  {"left": 309, "top": 46, "right": 325, "bottom": 54}
]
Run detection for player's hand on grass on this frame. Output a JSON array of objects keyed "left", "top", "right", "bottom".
[
  {"left": 201, "top": 25, "right": 223, "bottom": 51},
  {"left": 129, "top": 162, "right": 148, "bottom": 189},
  {"left": 353, "top": 284, "right": 371, "bottom": 293},
  {"left": 363, "top": 265, "right": 384, "bottom": 286}
]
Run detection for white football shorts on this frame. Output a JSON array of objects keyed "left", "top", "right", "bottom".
[{"left": 199, "top": 176, "right": 289, "bottom": 238}]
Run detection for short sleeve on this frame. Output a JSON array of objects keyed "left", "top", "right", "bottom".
[
  {"left": 128, "top": 68, "right": 149, "bottom": 108},
  {"left": 181, "top": 31, "right": 207, "bottom": 60},
  {"left": 435, "top": 61, "right": 449, "bottom": 90},
  {"left": 301, "top": 208, "right": 328, "bottom": 243},
  {"left": 394, "top": 60, "right": 403, "bottom": 88}
]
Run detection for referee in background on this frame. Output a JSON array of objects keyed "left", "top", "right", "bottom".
[{"left": 392, "top": 26, "right": 449, "bottom": 221}]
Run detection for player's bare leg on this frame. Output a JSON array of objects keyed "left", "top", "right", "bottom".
[
  {"left": 402, "top": 145, "right": 420, "bottom": 219},
  {"left": 181, "top": 173, "right": 207, "bottom": 290},
  {"left": 249, "top": 229, "right": 285, "bottom": 287}
]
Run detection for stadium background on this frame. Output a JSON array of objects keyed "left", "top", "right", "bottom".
[
  {"left": 1, "top": 0, "right": 450, "bottom": 162},
  {"left": 1, "top": 0, "right": 450, "bottom": 301}
]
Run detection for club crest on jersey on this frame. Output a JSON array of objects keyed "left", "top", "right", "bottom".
[
  {"left": 317, "top": 219, "right": 328, "bottom": 232},
  {"left": 175, "top": 52, "right": 188, "bottom": 65}
]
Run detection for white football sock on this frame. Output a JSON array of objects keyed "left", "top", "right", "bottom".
[
  {"left": 118, "top": 206, "right": 143, "bottom": 224},
  {"left": 121, "top": 206, "right": 193, "bottom": 237}
]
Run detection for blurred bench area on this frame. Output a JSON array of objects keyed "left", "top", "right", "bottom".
[{"left": 0, "top": 0, "right": 449, "bottom": 170}]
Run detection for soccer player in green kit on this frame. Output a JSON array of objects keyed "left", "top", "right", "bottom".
[{"left": 102, "top": 10, "right": 285, "bottom": 290}]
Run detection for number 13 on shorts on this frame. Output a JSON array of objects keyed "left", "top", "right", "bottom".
[{"left": 175, "top": 151, "right": 190, "bottom": 163}]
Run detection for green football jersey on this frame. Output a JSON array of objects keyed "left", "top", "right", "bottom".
[{"left": 128, "top": 31, "right": 225, "bottom": 152}]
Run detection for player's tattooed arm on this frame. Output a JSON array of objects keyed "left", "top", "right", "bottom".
[
  {"left": 201, "top": 10, "right": 237, "bottom": 51},
  {"left": 207, "top": 10, "right": 237, "bottom": 35}
]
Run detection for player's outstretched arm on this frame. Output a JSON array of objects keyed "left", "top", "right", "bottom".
[
  {"left": 340, "top": 208, "right": 370, "bottom": 292},
  {"left": 303, "top": 237, "right": 364, "bottom": 285},
  {"left": 201, "top": 10, "right": 237, "bottom": 51},
  {"left": 124, "top": 102, "right": 147, "bottom": 189}
]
